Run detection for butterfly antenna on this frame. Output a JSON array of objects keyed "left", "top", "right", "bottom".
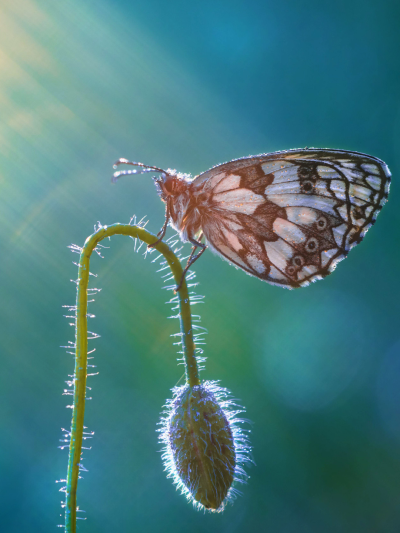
[{"left": 112, "top": 158, "right": 167, "bottom": 183}]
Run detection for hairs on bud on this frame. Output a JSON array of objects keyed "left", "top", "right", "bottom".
[{"left": 159, "top": 381, "right": 252, "bottom": 512}]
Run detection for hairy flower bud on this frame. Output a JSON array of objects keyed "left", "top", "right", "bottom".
[{"left": 159, "top": 381, "right": 251, "bottom": 512}]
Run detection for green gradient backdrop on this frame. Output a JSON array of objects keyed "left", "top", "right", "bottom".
[{"left": 1, "top": 1, "right": 400, "bottom": 532}]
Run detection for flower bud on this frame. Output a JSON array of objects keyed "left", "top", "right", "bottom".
[{"left": 159, "top": 381, "right": 251, "bottom": 512}]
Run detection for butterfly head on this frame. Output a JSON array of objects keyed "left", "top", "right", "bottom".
[
  {"left": 154, "top": 171, "right": 191, "bottom": 202},
  {"left": 113, "top": 158, "right": 190, "bottom": 203}
]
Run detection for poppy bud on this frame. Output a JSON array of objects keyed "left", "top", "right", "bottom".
[{"left": 159, "top": 381, "right": 251, "bottom": 511}]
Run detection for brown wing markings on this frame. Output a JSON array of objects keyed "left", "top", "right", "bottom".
[{"left": 192, "top": 150, "right": 390, "bottom": 288}]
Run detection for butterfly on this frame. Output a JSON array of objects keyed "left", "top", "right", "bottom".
[{"left": 113, "top": 148, "right": 391, "bottom": 289}]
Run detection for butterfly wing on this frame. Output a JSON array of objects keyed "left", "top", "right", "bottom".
[{"left": 192, "top": 149, "right": 391, "bottom": 288}]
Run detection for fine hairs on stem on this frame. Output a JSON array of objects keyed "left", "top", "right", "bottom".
[{"left": 61, "top": 222, "right": 251, "bottom": 532}]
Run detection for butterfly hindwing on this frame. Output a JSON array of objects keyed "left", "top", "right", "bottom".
[{"left": 193, "top": 149, "right": 391, "bottom": 288}]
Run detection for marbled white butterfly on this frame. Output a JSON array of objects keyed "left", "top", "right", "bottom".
[{"left": 113, "top": 149, "right": 391, "bottom": 289}]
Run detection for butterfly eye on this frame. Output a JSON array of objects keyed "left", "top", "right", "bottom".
[
  {"left": 163, "top": 177, "right": 176, "bottom": 193},
  {"left": 316, "top": 216, "right": 328, "bottom": 230},
  {"left": 305, "top": 237, "right": 319, "bottom": 253}
]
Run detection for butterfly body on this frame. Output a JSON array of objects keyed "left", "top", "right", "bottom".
[{"left": 114, "top": 148, "right": 391, "bottom": 289}]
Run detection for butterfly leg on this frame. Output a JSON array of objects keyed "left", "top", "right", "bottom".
[
  {"left": 175, "top": 234, "right": 207, "bottom": 292},
  {"left": 147, "top": 199, "right": 171, "bottom": 249}
]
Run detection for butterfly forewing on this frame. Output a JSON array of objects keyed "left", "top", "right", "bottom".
[{"left": 191, "top": 149, "right": 390, "bottom": 288}]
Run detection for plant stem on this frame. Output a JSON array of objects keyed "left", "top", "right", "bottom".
[{"left": 65, "top": 223, "right": 200, "bottom": 533}]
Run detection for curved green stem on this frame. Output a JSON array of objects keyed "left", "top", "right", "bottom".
[{"left": 65, "top": 223, "right": 200, "bottom": 533}]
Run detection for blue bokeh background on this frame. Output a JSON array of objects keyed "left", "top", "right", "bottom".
[{"left": 1, "top": 0, "right": 399, "bottom": 531}]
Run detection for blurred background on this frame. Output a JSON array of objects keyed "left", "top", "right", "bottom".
[{"left": 1, "top": 0, "right": 400, "bottom": 531}]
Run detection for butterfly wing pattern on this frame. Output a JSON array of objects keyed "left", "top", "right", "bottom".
[{"left": 190, "top": 149, "right": 391, "bottom": 288}]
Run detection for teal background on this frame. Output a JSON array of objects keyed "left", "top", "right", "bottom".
[{"left": 1, "top": 0, "right": 400, "bottom": 531}]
